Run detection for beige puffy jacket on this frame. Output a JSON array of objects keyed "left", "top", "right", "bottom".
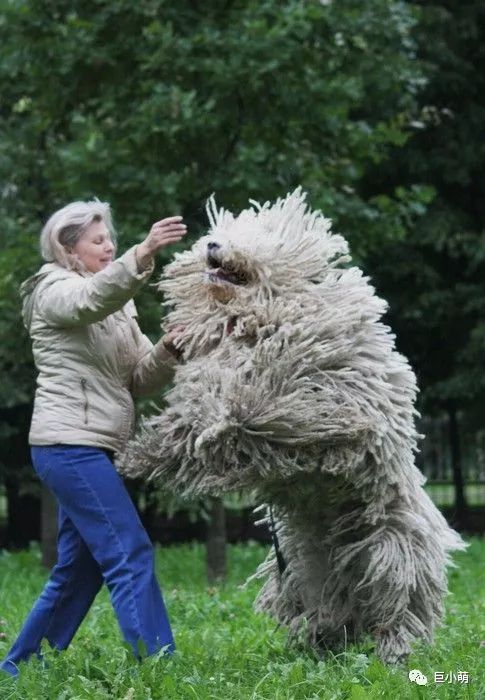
[{"left": 20, "top": 245, "right": 177, "bottom": 455}]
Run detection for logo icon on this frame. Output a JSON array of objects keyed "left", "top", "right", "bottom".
[{"left": 408, "top": 669, "right": 428, "bottom": 686}]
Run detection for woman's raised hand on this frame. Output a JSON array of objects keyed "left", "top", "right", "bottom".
[{"left": 136, "top": 216, "right": 187, "bottom": 269}]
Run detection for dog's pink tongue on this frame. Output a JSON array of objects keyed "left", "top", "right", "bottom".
[{"left": 226, "top": 317, "right": 237, "bottom": 335}]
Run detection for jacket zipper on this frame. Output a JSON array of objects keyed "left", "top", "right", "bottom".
[{"left": 80, "top": 378, "right": 89, "bottom": 424}]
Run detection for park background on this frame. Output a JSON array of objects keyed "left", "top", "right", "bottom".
[{"left": 0, "top": 1, "right": 483, "bottom": 698}]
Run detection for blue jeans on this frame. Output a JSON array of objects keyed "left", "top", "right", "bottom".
[{"left": 0, "top": 445, "right": 174, "bottom": 677}]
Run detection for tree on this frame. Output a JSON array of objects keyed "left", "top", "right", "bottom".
[{"left": 363, "top": 0, "right": 485, "bottom": 526}]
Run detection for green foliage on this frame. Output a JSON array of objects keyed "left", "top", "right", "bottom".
[
  {"left": 0, "top": 225, "right": 37, "bottom": 408},
  {"left": 0, "top": 0, "right": 423, "bottom": 228},
  {"left": 0, "top": 0, "right": 423, "bottom": 354},
  {"left": 363, "top": 1, "right": 485, "bottom": 416},
  {"left": 0, "top": 539, "right": 483, "bottom": 698}
]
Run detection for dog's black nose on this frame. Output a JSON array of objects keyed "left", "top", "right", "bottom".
[{"left": 207, "top": 241, "right": 220, "bottom": 251}]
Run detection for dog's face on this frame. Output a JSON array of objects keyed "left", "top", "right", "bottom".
[
  {"left": 164, "top": 189, "right": 349, "bottom": 297},
  {"left": 203, "top": 239, "right": 253, "bottom": 303},
  {"left": 158, "top": 189, "right": 351, "bottom": 353},
  {"left": 201, "top": 190, "right": 349, "bottom": 304}
]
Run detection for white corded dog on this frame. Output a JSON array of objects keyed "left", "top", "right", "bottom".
[{"left": 119, "top": 189, "right": 465, "bottom": 664}]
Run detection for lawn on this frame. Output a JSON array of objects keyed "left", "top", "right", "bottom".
[{"left": 0, "top": 539, "right": 483, "bottom": 699}]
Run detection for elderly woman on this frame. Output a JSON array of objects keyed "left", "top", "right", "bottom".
[{"left": 0, "top": 200, "right": 186, "bottom": 677}]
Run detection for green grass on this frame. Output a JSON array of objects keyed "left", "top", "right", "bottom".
[{"left": 0, "top": 540, "right": 483, "bottom": 699}]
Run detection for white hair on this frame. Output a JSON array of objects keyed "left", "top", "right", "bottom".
[{"left": 40, "top": 199, "right": 116, "bottom": 271}]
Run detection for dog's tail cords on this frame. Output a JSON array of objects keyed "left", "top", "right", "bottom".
[{"left": 269, "top": 505, "right": 287, "bottom": 576}]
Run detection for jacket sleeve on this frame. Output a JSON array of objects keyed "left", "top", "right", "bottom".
[
  {"left": 130, "top": 322, "right": 178, "bottom": 397},
  {"left": 36, "top": 246, "right": 154, "bottom": 327}
]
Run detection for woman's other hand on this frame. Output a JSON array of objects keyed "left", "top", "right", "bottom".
[
  {"left": 162, "top": 324, "right": 186, "bottom": 359},
  {"left": 136, "top": 216, "right": 187, "bottom": 269}
]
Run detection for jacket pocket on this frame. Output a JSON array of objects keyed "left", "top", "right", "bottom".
[{"left": 80, "top": 378, "right": 90, "bottom": 424}]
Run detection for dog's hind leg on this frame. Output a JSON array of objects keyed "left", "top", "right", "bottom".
[
  {"left": 328, "top": 505, "right": 461, "bottom": 664},
  {"left": 251, "top": 523, "right": 356, "bottom": 654}
]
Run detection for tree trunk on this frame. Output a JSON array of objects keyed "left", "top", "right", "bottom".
[
  {"left": 41, "top": 486, "right": 58, "bottom": 569},
  {"left": 5, "top": 478, "right": 40, "bottom": 548},
  {"left": 1, "top": 404, "right": 40, "bottom": 548},
  {"left": 447, "top": 403, "right": 468, "bottom": 528},
  {"left": 206, "top": 497, "right": 227, "bottom": 583}
]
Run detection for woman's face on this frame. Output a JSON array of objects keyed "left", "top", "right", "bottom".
[{"left": 72, "top": 220, "right": 115, "bottom": 273}]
